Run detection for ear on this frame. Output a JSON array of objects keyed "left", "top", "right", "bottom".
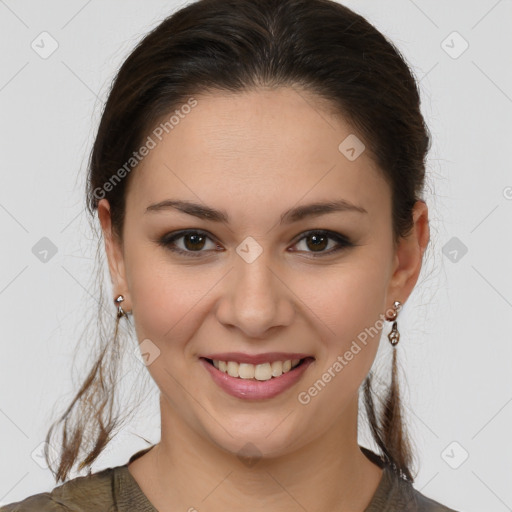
[
  {"left": 97, "top": 198, "right": 130, "bottom": 309},
  {"left": 385, "top": 200, "right": 430, "bottom": 308}
]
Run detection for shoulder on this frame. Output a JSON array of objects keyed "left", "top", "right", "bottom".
[
  {"left": 0, "top": 493, "right": 67, "bottom": 512},
  {"left": 0, "top": 467, "right": 118, "bottom": 512},
  {"left": 390, "top": 470, "right": 461, "bottom": 512},
  {"left": 361, "top": 447, "right": 461, "bottom": 512},
  {"left": 410, "top": 487, "right": 460, "bottom": 512}
]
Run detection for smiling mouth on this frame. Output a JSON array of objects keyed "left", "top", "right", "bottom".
[{"left": 201, "top": 357, "right": 314, "bottom": 381}]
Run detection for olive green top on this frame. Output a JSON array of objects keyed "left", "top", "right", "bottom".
[{"left": 0, "top": 446, "right": 459, "bottom": 511}]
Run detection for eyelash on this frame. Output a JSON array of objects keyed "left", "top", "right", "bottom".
[{"left": 158, "top": 229, "right": 354, "bottom": 258}]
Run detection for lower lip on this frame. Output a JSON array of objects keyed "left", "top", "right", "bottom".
[{"left": 199, "top": 357, "right": 314, "bottom": 400}]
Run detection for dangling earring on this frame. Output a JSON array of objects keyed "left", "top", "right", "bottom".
[
  {"left": 115, "top": 294, "right": 127, "bottom": 319},
  {"left": 386, "top": 300, "right": 402, "bottom": 346}
]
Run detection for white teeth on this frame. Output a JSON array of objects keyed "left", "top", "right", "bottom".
[
  {"left": 271, "top": 360, "right": 283, "bottom": 377},
  {"left": 239, "top": 363, "right": 255, "bottom": 379},
  {"left": 210, "top": 358, "right": 303, "bottom": 381},
  {"left": 227, "top": 361, "right": 238, "bottom": 378},
  {"left": 254, "top": 363, "right": 271, "bottom": 381}
]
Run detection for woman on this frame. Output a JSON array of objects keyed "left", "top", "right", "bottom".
[{"left": 0, "top": 0, "right": 460, "bottom": 510}]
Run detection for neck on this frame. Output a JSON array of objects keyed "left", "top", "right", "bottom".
[{"left": 128, "top": 394, "right": 383, "bottom": 512}]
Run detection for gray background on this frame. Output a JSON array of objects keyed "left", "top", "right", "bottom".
[{"left": 1, "top": 1, "right": 511, "bottom": 511}]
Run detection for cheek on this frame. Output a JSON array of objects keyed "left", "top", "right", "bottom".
[
  {"left": 292, "top": 253, "right": 390, "bottom": 408},
  {"left": 297, "top": 254, "right": 389, "bottom": 344},
  {"left": 124, "top": 240, "right": 205, "bottom": 345},
  {"left": 294, "top": 260, "right": 388, "bottom": 424}
]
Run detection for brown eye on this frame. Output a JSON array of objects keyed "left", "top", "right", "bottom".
[
  {"left": 159, "top": 229, "right": 353, "bottom": 258},
  {"left": 304, "top": 233, "right": 329, "bottom": 252},
  {"left": 159, "top": 230, "right": 219, "bottom": 257},
  {"left": 291, "top": 230, "right": 353, "bottom": 256},
  {"left": 182, "top": 232, "right": 207, "bottom": 251}
]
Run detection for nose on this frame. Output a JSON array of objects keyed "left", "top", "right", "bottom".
[{"left": 215, "top": 249, "right": 295, "bottom": 339}]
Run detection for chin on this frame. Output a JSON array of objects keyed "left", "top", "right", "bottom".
[{"left": 203, "top": 419, "right": 304, "bottom": 462}]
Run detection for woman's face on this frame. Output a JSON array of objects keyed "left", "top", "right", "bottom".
[{"left": 99, "top": 86, "right": 427, "bottom": 458}]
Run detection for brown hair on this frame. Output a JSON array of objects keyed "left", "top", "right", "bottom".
[{"left": 45, "top": 0, "right": 430, "bottom": 484}]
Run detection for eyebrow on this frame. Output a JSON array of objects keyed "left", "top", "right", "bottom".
[{"left": 145, "top": 198, "right": 367, "bottom": 224}]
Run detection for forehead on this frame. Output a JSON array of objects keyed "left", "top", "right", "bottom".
[{"left": 125, "top": 87, "right": 390, "bottom": 224}]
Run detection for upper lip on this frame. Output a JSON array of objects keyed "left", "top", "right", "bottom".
[{"left": 200, "top": 352, "right": 314, "bottom": 365}]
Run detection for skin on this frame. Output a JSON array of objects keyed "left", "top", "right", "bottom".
[{"left": 98, "top": 86, "right": 429, "bottom": 512}]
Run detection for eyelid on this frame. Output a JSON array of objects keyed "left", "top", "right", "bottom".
[
  {"left": 158, "top": 229, "right": 220, "bottom": 258},
  {"left": 289, "top": 229, "right": 353, "bottom": 256},
  {"left": 158, "top": 228, "right": 353, "bottom": 258}
]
